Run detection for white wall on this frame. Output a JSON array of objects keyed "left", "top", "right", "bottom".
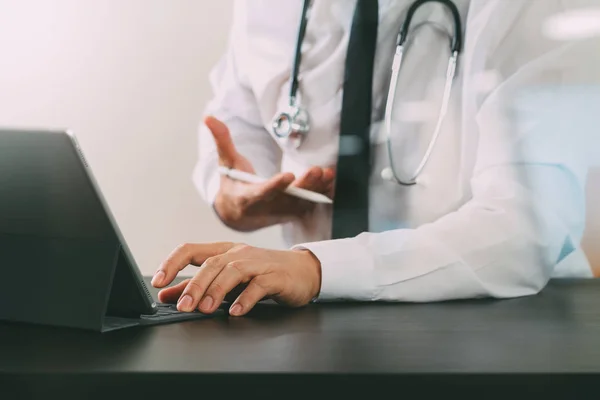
[{"left": 0, "top": 0, "right": 285, "bottom": 276}]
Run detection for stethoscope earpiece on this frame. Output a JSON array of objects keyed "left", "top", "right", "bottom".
[{"left": 381, "top": 167, "right": 396, "bottom": 182}]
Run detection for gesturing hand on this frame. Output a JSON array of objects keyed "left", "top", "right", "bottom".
[
  {"left": 206, "top": 116, "right": 334, "bottom": 232},
  {"left": 151, "top": 242, "right": 322, "bottom": 316}
]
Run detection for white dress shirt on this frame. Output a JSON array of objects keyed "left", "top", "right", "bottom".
[{"left": 194, "top": 0, "right": 598, "bottom": 302}]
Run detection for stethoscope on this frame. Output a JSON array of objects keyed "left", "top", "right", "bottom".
[
  {"left": 271, "top": 0, "right": 463, "bottom": 185},
  {"left": 271, "top": 0, "right": 312, "bottom": 150}
]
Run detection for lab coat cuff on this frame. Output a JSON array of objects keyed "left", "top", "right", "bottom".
[{"left": 293, "top": 237, "right": 376, "bottom": 301}]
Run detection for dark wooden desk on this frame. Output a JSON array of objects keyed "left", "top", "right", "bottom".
[{"left": 1, "top": 278, "right": 600, "bottom": 398}]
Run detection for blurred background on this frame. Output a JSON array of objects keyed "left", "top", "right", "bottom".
[
  {"left": 0, "top": 0, "right": 598, "bottom": 276},
  {"left": 0, "top": 0, "right": 285, "bottom": 277}
]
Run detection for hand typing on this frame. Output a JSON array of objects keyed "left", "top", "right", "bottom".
[{"left": 151, "top": 242, "right": 322, "bottom": 316}]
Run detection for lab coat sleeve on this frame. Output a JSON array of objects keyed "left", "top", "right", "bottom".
[
  {"left": 303, "top": 162, "right": 586, "bottom": 302},
  {"left": 192, "top": 1, "right": 281, "bottom": 206},
  {"left": 296, "top": 19, "right": 598, "bottom": 302}
]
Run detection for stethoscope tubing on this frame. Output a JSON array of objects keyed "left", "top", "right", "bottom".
[{"left": 272, "top": 0, "right": 463, "bottom": 185}]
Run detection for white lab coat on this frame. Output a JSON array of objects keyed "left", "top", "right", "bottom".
[{"left": 194, "top": 0, "right": 598, "bottom": 302}]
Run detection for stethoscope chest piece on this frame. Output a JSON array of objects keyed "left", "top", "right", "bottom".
[
  {"left": 271, "top": 0, "right": 313, "bottom": 150},
  {"left": 272, "top": 102, "right": 310, "bottom": 149}
]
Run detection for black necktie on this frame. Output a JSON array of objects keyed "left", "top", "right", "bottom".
[{"left": 331, "top": 0, "right": 379, "bottom": 239}]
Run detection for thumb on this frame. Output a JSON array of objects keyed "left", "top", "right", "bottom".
[
  {"left": 205, "top": 116, "right": 238, "bottom": 167},
  {"left": 248, "top": 172, "right": 295, "bottom": 202}
]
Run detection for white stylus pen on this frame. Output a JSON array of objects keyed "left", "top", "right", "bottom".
[{"left": 218, "top": 166, "right": 333, "bottom": 205}]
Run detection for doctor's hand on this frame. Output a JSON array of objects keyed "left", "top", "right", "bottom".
[
  {"left": 151, "top": 242, "right": 322, "bottom": 316},
  {"left": 205, "top": 116, "right": 335, "bottom": 232}
]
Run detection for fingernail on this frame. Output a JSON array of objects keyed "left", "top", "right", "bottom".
[
  {"left": 178, "top": 294, "right": 193, "bottom": 311},
  {"left": 200, "top": 296, "right": 214, "bottom": 311},
  {"left": 151, "top": 270, "right": 165, "bottom": 286},
  {"left": 229, "top": 303, "right": 243, "bottom": 316}
]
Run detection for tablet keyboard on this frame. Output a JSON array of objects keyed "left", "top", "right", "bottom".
[{"left": 139, "top": 303, "right": 185, "bottom": 319}]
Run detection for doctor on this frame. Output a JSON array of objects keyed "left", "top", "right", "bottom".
[{"left": 152, "top": 0, "right": 598, "bottom": 316}]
